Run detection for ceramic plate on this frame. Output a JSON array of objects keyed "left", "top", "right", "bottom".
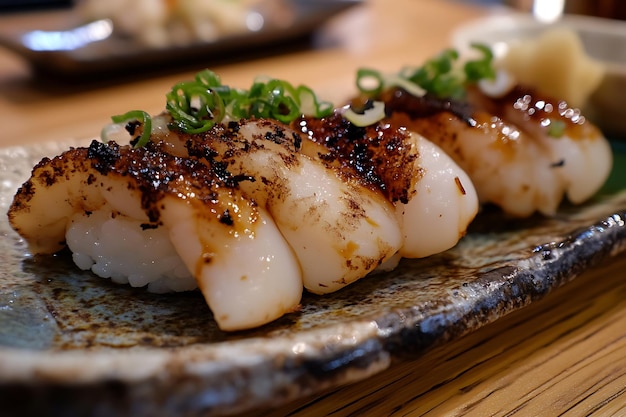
[
  {"left": 0, "top": 0, "right": 361, "bottom": 76},
  {"left": 1, "top": 139, "right": 626, "bottom": 417}
]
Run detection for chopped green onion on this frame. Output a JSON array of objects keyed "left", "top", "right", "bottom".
[
  {"left": 342, "top": 101, "right": 386, "bottom": 127},
  {"left": 404, "top": 48, "right": 465, "bottom": 98},
  {"left": 109, "top": 110, "right": 152, "bottom": 148},
  {"left": 195, "top": 68, "right": 222, "bottom": 87},
  {"left": 356, "top": 43, "right": 496, "bottom": 101},
  {"left": 478, "top": 69, "right": 515, "bottom": 98},
  {"left": 160, "top": 70, "right": 334, "bottom": 134},
  {"left": 316, "top": 101, "right": 334, "bottom": 117},
  {"left": 297, "top": 85, "right": 333, "bottom": 118},
  {"left": 107, "top": 44, "right": 497, "bottom": 144},
  {"left": 411, "top": 49, "right": 457, "bottom": 79},
  {"left": 271, "top": 95, "right": 300, "bottom": 123},
  {"left": 165, "top": 80, "right": 225, "bottom": 134},
  {"left": 464, "top": 43, "right": 496, "bottom": 82},
  {"left": 384, "top": 74, "right": 426, "bottom": 98},
  {"left": 356, "top": 68, "right": 385, "bottom": 96},
  {"left": 548, "top": 120, "right": 566, "bottom": 138},
  {"left": 297, "top": 85, "right": 318, "bottom": 115}
]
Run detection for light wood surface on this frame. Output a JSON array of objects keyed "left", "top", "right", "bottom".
[
  {"left": 1, "top": 0, "right": 625, "bottom": 415},
  {"left": 250, "top": 255, "right": 626, "bottom": 416}
]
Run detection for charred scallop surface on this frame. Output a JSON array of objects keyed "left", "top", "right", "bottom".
[
  {"left": 377, "top": 88, "right": 473, "bottom": 123},
  {"left": 8, "top": 140, "right": 255, "bottom": 254},
  {"left": 294, "top": 113, "right": 421, "bottom": 205},
  {"left": 89, "top": 140, "right": 253, "bottom": 226},
  {"left": 175, "top": 116, "right": 477, "bottom": 260}
]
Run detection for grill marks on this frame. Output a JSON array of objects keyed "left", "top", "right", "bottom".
[
  {"left": 294, "top": 113, "right": 420, "bottom": 204},
  {"left": 170, "top": 116, "right": 421, "bottom": 208},
  {"left": 84, "top": 140, "right": 249, "bottom": 227},
  {"left": 8, "top": 139, "right": 260, "bottom": 249}
]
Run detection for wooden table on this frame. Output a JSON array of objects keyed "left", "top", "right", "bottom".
[
  {"left": 251, "top": 254, "right": 626, "bottom": 416},
  {"left": 1, "top": 0, "right": 625, "bottom": 415}
]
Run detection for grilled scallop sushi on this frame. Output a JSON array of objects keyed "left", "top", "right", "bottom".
[
  {"left": 378, "top": 86, "right": 612, "bottom": 217},
  {"left": 8, "top": 140, "right": 305, "bottom": 331},
  {"left": 7, "top": 70, "right": 479, "bottom": 331},
  {"left": 8, "top": 116, "right": 478, "bottom": 331},
  {"left": 347, "top": 47, "right": 611, "bottom": 217}
]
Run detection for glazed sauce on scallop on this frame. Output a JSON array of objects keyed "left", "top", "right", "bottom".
[
  {"left": 465, "top": 86, "right": 603, "bottom": 141},
  {"left": 380, "top": 87, "right": 602, "bottom": 143}
]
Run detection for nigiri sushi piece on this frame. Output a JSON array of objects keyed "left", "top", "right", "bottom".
[
  {"left": 182, "top": 117, "right": 406, "bottom": 295},
  {"left": 8, "top": 140, "right": 303, "bottom": 331},
  {"left": 377, "top": 85, "right": 612, "bottom": 217},
  {"left": 148, "top": 115, "right": 478, "bottom": 290},
  {"left": 293, "top": 113, "right": 478, "bottom": 258}
]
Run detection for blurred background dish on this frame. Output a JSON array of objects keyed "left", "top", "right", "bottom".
[
  {"left": 452, "top": 12, "right": 626, "bottom": 138},
  {"left": 0, "top": 0, "right": 72, "bottom": 13},
  {"left": 76, "top": 0, "right": 296, "bottom": 49},
  {"left": 0, "top": 0, "right": 361, "bottom": 77}
]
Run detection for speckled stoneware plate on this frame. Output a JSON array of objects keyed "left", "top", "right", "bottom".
[{"left": 1, "top": 139, "right": 626, "bottom": 417}]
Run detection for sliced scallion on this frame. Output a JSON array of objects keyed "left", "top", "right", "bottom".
[
  {"left": 109, "top": 110, "right": 152, "bottom": 148},
  {"left": 464, "top": 43, "right": 496, "bottom": 82},
  {"left": 342, "top": 101, "right": 386, "bottom": 127},
  {"left": 548, "top": 120, "right": 566, "bottom": 138},
  {"left": 356, "top": 68, "right": 385, "bottom": 96},
  {"left": 162, "top": 70, "right": 334, "bottom": 133},
  {"left": 356, "top": 43, "right": 497, "bottom": 101}
]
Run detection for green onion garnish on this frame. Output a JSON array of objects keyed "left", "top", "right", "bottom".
[
  {"left": 356, "top": 68, "right": 385, "bottom": 96},
  {"left": 355, "top": 43, "right": 496, "bottom": 100},
  {"left": 547, "top": 120, "right": 566, "bottom": 138},
  {"left": 165, "top": 70, "right": 333, "bottom": 134},
  {"left": 110, "top": 110, "right": 152, "bottom": 148},
  {"left": 166, "top": 80, "right": 225, "bottom": 134},
  {"left": 406, "top": 48, "right": 464, "bottom": 98},
  {"left": 464, "top": 43, "right": 496, "bottom": 82},
  {"left": 342, "top": 101, "right": 386, "bottom": 127},
  {"left": 104, "top": 45, "right": 497, "bottom": 146}
]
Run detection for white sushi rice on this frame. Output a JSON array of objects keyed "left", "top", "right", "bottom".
[{"left": 66, "top": 210, "right": 197, "bottom": 293}]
